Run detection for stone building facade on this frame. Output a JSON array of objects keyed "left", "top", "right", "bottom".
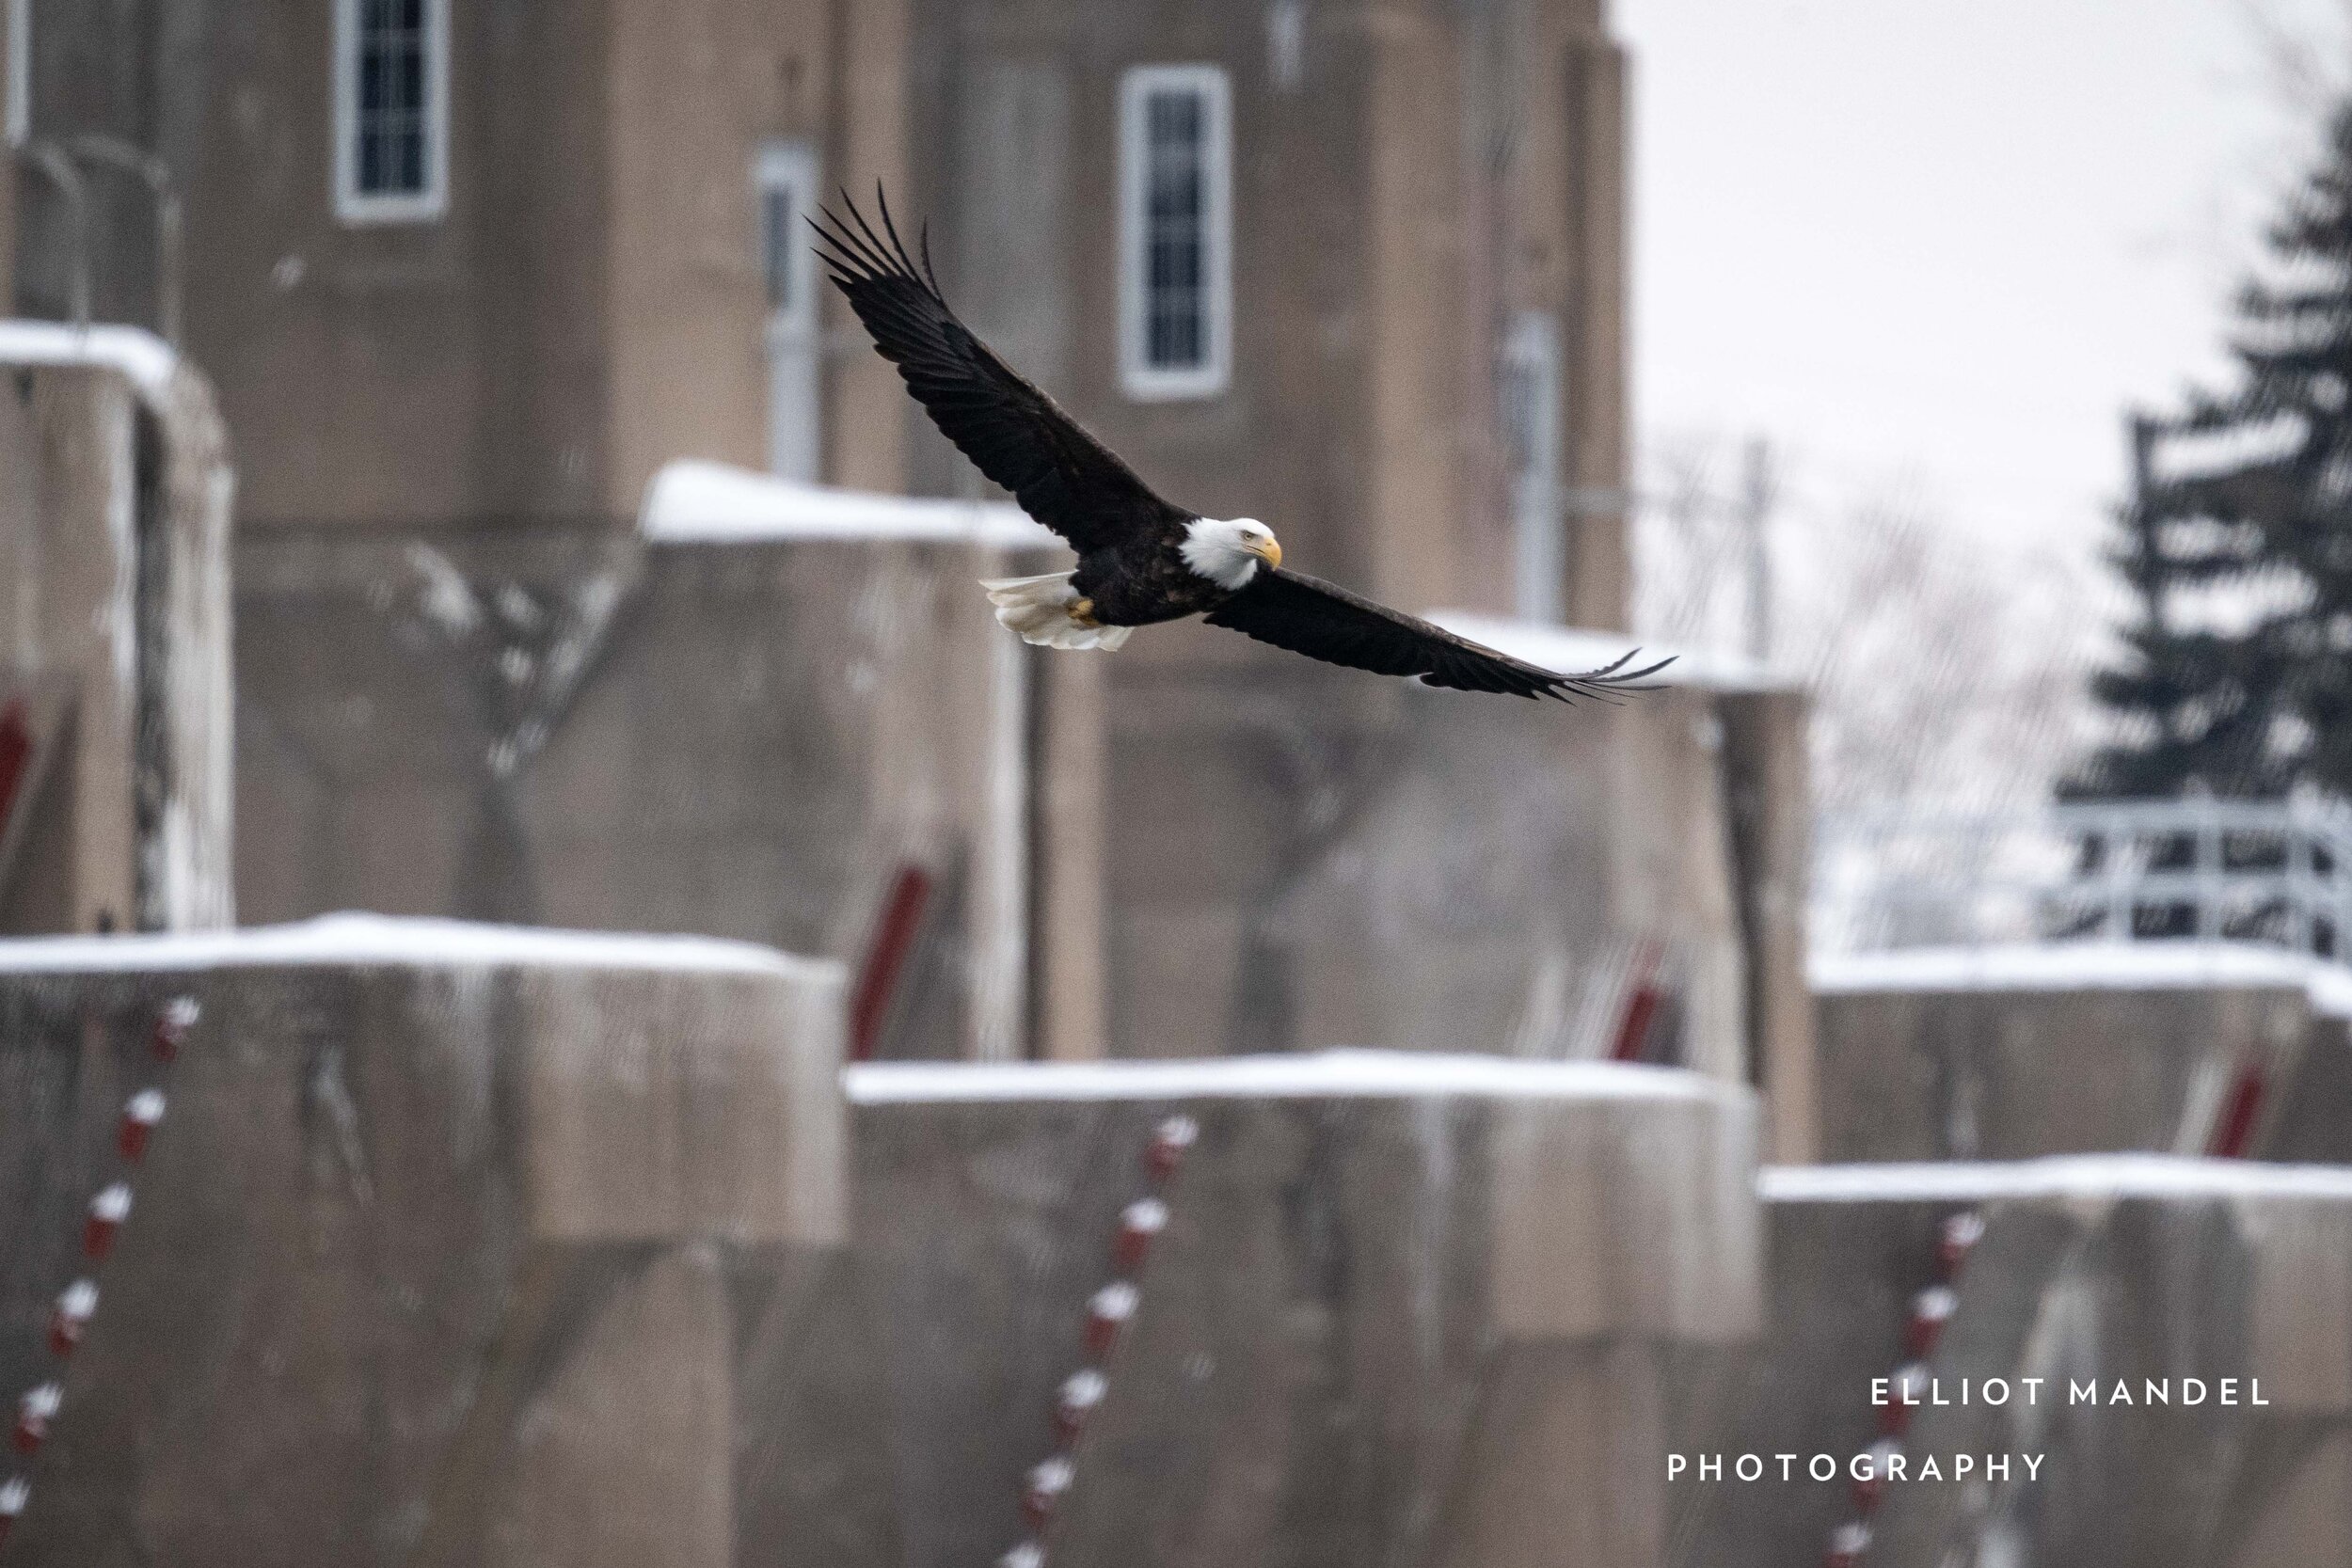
[
  {"left": 5, "top": 0, "right": 1814, "bottom": 1158},
  {"left": 11, "top": 0, "right": 1630, "bottom": 623}
]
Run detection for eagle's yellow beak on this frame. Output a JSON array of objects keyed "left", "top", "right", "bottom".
[{"left": 1251, "top": 536, "right": 1283, "bottom": 569}]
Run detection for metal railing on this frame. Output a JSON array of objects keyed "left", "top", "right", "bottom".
[
  {"left": 18, "top": 139, "right": 88, "bottom": 328},
  {"left": 63, "top": 134, "right": 183, "bottom": 346},
  {"left": 11, "top": 134, "right": 183, "bottom": 342},
  {"left": 1815, "top": 796, "right": 2352, "bottom": 961}
]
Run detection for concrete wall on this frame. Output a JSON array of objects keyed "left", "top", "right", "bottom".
[
  {"left": 1722, "top": 690, "right": 1817, "bottom": 1162},
  {"left": 847, "top": 1053, "right": 1760, "bottom": 1568},
  {"left": 19, "top": 0, "right": 1629, "bottom": 628},
  {"left": 0, "top": 932, "right": 1767, "bottom": 1567},
  {"left": 0, "top": 918, "right": 866, "bottom": 1568},
  {"left": 2260, "top": 1011, "right": 2352, "bottom": 1164},
  {"left": 1101, "top": 661, "right": 1808, "bottom": 1095},
  {"left": 234, "top": 503, "right": 1810, "bottom": 1088},
  {"left": 605, "top": 0, "right": 838, "bottom": 504},
  {"left": 233, "top": 526, "right": 1057, "bottom": 1060},
  {"left": 1678, "top": 1160, "right": 2352, "bottom": 1568},
  {"left": 1812, "top": 958, "right": 2349, "bottom": 1164},
  {"left": 0, "top": 10, "right": 13, "bottom": 316},
  {"left": 18, "top": 0, "right": 836, "bottom": 529},
  {"left": 0, "top": 364, "right": 140, "bottom": 935},
  {"left": 907, "top": 0, "right": 1629, "bottom": 633}
]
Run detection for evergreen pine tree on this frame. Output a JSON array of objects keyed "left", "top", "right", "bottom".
[
  {"left": 2074, "top": 103, "right": 2352, "bottom": 800},
  {"left": 2067, "top": 412, "right": 2291, "bottom": 800}
]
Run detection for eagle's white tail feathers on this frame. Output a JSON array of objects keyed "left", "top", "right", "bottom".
[{"left": 979, "top": 572, "right": 1134, "bottom": 651}]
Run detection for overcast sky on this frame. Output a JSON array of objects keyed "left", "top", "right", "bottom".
[{"left": 1615, "top": 0, "right": 2352, "bottom": 553}]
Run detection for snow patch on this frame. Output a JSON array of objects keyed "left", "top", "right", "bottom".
[
  {"left": 846, "top": 1048, "right": 1727, "bottom": 1104},
  {"left": 1763, "top": 1153, "right": 2352, "bottom": 1204},
  {"left": 1814, "top": 942, "right": 2352, "bottom": 1018},
  {"left": 641, "top": 460, "right": 1058, "bottom": 549},
  {"left": 2152, "top": 413, "right": 2307, "bottom": 485},
  {"left": 0, "top": 319, "right": 182, "bottom": 405},
  {"left": 0, "top": 913, "right": 837, "bottom": 982}
]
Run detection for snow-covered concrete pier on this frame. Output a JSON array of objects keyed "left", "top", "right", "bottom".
[
  {"left": 1679, "top": 1156, "right": 2352, "bottom": 1567},
  {"left": 0, "top": 917, "right": 858, "bottom": 1567},
  {"left": 1813, "top": 943, "right": 2352, "bottom": 1163},
  {"left": 848, "top": 1051, "right": 1762, "bottom": 1568},
  {"left": 0, "top": 932, "right": 1768, "bottom": 1568}
]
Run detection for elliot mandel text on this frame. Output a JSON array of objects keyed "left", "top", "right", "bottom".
[{"left": 1667, "top": 1376, "right": 2268, "bottom": 1483}]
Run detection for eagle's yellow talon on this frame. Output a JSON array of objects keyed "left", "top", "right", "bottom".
[{"left": 1071, "top": 597, "right": 1101, "bottom": 627}]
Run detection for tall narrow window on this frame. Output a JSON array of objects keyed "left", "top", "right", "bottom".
[
  {"left": 1118, "top": 65, "right": 1232, "bottom": 401},
  {"left": 1500, "top": 310, "right": 1565, "bottom": 624},
  {"left": 333, "top": 0, "right": 448, "bottom": 224},
  {"left": 756, "top": 141, "right": 822, "bottom": 482}
]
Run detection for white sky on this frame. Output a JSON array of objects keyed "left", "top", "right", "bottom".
[{"left": 1615, "top": 0, "right": 2352, "bottom": 552}]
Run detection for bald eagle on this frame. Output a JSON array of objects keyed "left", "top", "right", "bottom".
[{"left": 815, "top": 194, "right": 1666, "bottom": 702}]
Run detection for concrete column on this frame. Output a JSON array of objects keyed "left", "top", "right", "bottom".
[
  {"left": 1366, "top": 3, "right": 1468, "bottom": 612},
  {"left": 488, "top": 1247, "right": 736, "bottom": 1568},
  {"left": 0, "top": 919, "right": 867, "bottom": 1567},
  {"left": 1442, "top": 1092, "right": 1761, "bottom": 1566},
  {"left": 0, "top": 367, "right": 137, "bottom": 936},
  {"left": 847, "top": 1053, "right": 1761, "bottom": 1568},
  {"left": 969, "top": 614, "right": 1028, "bottom": 1061},
  {"left": 1030, "top": 647, "right": 1106, "bottom": 1061},
  {"left": 1721, "top": 689, "right": 1819, "bottom": 1163},
  {"left": 1710, "top": 1164, "right": 2352, "bottom": 1568},
  {"left": 1562, "top": 33, "right": 1630, "bottom": 632},
  {"left": 144, "top": 346, "right": 236, "bottom": 930},
  {"left": 1433, "top": 1340, "right": 1666, "bottom": 1568},
  {"left": 0, "top": 44, "right": 13, "bottom": 315},
  {"left": 828, "top": 0, "right": 912, "bottom": 493},
  {"left": 0, "top": 330, "right": 232, "bottom": 934}
]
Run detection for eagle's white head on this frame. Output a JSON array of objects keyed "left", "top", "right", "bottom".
[{"left": 1181, "top": 516, "right": 1283, "bottom": 590}]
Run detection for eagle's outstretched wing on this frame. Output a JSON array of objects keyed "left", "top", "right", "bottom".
[
  {"left": 1204, "top": 569, "right": 1673, "bottom": 700},
  {"left": 814, "top": 191, "right": 1183, "bottom": 554}
]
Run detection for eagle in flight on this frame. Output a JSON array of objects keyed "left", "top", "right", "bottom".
[{"left": 815, "top": 192, "right": 1667, "bottom": 702}]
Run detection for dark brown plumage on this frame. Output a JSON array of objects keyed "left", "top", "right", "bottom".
[
  {"left": 813, "top": 189, "right": 1669, "bottom": 702},
  {"left": 1204, "top": 572, "right": 1661, "bottom": 702}
]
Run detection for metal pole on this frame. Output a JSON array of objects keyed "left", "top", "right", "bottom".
[
  {"left": 2290, "top": 816, "right": 2312, "bottom": 956},
  {"left": 1740, "top": 436, "right": 1776, "bottom": 664},
  {"left": 2105, "top": 811, "right": 2131, "bottom": 942},
  {"left": 2196, "top": 793, "right": 2220, "bottom": 941},
  {"left": 2336, "top": 809, "right": 2352, "bottom": 961}
]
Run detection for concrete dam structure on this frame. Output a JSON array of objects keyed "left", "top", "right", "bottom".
[
  {"left": 1812, "top": 945, "right": 2352, "bottom": 1164},
  {"left": 848, "top": 1053, "right": 1759, "bottom": 1568},
  {"left": 0, "top": 919, "right": 1763, "bottom": 1568},
  {"left": 0, "top": 918, "right": 854, "bottom": 1568},
  {"left": 1676, "top": 1157, "right": 2352, "bottom": 1568},
  {"left": 8, "top": 919, "right": 2352, "bottom": 1565}
]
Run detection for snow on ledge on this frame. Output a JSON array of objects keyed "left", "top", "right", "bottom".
[
  {"left": 1812, "top": 942, "right": 2352, "bottom": 1018},
  {"left": 1423, "top": 612, "right": 1788, "bottom": 694},
  {"left": 0, "top": 319, "right": 182, "bottom": 405},
  {"left": 640, "top": 460, "right": 1059, "bottom": 550},
  {"left": 1762, "top": 1153, "right": 2352, "bottom": 1205},
  {"left": 0, "top": 913, "right": 837, "bottom": 981},
  {"left": 846, "top": 1048, "right": 1727, "bottom": 1104}
]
